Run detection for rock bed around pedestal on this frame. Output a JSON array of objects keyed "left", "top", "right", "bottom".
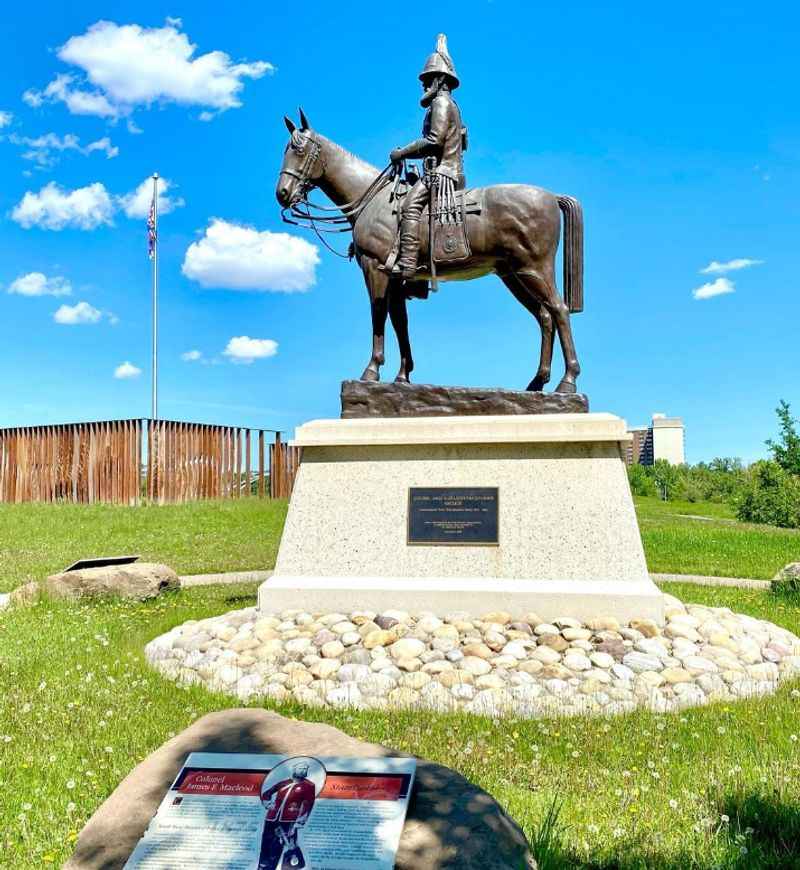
[{"left": 145, "top": 594, "right": 800, "bottom": 718}]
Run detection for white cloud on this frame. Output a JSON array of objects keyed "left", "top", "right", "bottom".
[
  {"left": 11, "top": 181, "right": 114, "bottom": 230},
  {"left": 114, "top": 361, "right": 142, "bottom": 379},
  {"left": 181, "top": 349, "right": 202, "bottom": 361},
  {"left": 10, "top": 177, "right": 180, "bottom": 231},
  {"left": 25, "top": 20, "right": 272, "bottom": 120},
  {"left": 118, "top": 176, "right": 183, "bottom": 218},
  {"left": 222, "top": 336, "right": 278, "bottom": 364},
  {"left": 700, "top": 258, "right": 763, "bottom": 275},
  {"left": 182, "top": 219, "right": 319, "bottom": 292},
  {"left": 85, "top": 137, "right": 118, "bottom": 158},
  {"left": 24, "top": 74, "right": 119, "bottom": 118},
  {"left": 8, "top": 131, "right": 118, "bottom": 167},
  {"left": 8, "top": 272, "right": 72, "bottom": 297},
  {"left": 53, "top": 301, "right": 102, "bottom": 324},
  {"left": 0, "top": 110, "right": 12, "bottom": 128},
  {"left": 22, "top": 89, "right": 44, "bottom": 109},
  {"left": 692, "top": 277, "right": 735, "bottom": 300}
]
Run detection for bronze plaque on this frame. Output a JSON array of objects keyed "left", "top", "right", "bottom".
[{"left": 407, "top": 487, "right": 499, "bottom": 545}]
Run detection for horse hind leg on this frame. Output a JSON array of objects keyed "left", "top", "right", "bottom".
[
  {"left": 509, "top": 269, "right": 581, "bottom": 394},
  {"left": 500, "top": 273, "right": 555, "bottom": 391}
]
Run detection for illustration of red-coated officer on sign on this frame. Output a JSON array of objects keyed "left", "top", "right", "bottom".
[{"left": 258, "top": 756, "right": 327, "bottom": 870}]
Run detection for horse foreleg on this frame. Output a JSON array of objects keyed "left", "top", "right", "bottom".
[
  {"left": 361, "top": 296, "right": 388, "bottom": 382},
  {"left": 359, "top": 259, "right": 389, "bottom": 383},
  {"left": 500, "top": 273, "right": 554, "bottom": 391},
  {"left": 388, "top": 285, "right": 414, "bottom": 383}
]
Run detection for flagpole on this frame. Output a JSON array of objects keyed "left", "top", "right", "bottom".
[{"left": 151, "top": 172, "right": 159, "bottom": 420}]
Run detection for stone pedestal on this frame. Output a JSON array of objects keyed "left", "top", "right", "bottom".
[
  {"left": 341, "top": 379, "right": 589, "bottom": 417},
  {"left": 258, "top": 413, "right": 663, "bottom": 623}
]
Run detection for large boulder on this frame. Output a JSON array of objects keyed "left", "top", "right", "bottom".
[
  {"left": 65, "top": 708, "right": 536, "bottom": 870},
  {"left": 774, "top": 562, "right": 800, "bottom": 581},
  {"left": 45, "top": 562, "right": 179, "bottom": 601},
  {"left": 773, "top": 562, "right": 800, "bottom": 593}
]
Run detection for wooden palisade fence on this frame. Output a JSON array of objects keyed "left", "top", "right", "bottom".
[{"left": 0, "top": 418, "right": 300, "bottom": 505}]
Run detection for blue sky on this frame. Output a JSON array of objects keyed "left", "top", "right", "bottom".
[{"left": 1, "top": 0, "right": 797, "bottom": 463}]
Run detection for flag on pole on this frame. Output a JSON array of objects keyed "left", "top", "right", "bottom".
[{"left": 147, "top": 189, "right": 157, "bottom": 260}]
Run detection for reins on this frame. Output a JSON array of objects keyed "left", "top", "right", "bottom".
[{"left": 279, "top": 133, "right": 399, "bottom": 259}]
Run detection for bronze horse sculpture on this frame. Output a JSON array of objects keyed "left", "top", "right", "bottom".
[{"left": 276, "top": 112, "right": 584, "bottom": 394}]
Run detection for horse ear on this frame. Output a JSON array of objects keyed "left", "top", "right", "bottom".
[
  {"left": 298, "top": 107, "right": 310, "bottom": 130},
  {"left": 284, "top": 115, "right": 296, "bottom": 134}
]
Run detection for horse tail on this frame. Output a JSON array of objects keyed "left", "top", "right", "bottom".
[{"left": 557, "top": 195, "right": 584, "bottom": 313}]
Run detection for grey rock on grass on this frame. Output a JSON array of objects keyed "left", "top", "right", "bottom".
[{"left": 45, "top": 562, "right": 179, "bottom": 601}]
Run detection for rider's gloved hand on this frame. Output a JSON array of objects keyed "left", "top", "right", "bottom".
[{"left": 390, "top": 148, "right": 404, "bottom": 164}]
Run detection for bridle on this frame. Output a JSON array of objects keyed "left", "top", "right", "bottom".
[
  {"left": 278, "top": 133, "right": 325, "bottom": 203},
  {"left": 279, "top": 131, "right": 396, "bottom": 259}
]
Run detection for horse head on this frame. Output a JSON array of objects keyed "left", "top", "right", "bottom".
[{"left": 276, "top": 109, "right": 323, "bottom": 207}]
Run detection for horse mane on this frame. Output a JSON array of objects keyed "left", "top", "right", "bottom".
[
  {"left": 292, "top": 129, "right": 379, "bottom": 179},
  {"left": 322, "top": 135, "right": 380, "bottom": 177}
]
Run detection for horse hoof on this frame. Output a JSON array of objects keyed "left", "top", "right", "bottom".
[
  {"left": 555, "top": 379, "right": 577, "bottom": 394},
  {"left": 526, "top": 377, "right": 548, "bottom": 392},
  {"left": 360, "top": 369, "right": 380, "bottom": 383},
  {"left": 394, "top": 375, "right": 411, "bottom": 385}
]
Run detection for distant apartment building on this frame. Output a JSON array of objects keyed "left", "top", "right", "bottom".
[{"left": 626, "top": 413, "right": 685, "bottom": 466}]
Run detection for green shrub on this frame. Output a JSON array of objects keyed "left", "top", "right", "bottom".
[
  {"left": 736, "top": 460, "right": 800, "bottom": 529},
  {"left": 689, "top": 457, "right": 748, "bottom": 502},
  {"left": 652, "top": 458, "right": 683, "bottom": 500},
  {"left": 627, "top": 463, "right": 656, "bottom": 497},
  {"left": 681, "top": 479, "right": 705, "bottom": 503},
  {"left": 767, "top": 400, "right": 800, "bottom": 476},
  {"left": 626, "top": 457, "right": 748, "bottom": 503}
]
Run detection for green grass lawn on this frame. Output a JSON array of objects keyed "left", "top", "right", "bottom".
[
  {"left": 0, "top": 497, "right": 797, "bottom": 594},
  {"left": 635, "top": 497, "right": 800, "bottom": 580},
  {"left": 0, "top": 499, "right": 288, "bottom": 593},
  {"left": 1, "top": 581, "right": 799, "bottom": 869}
]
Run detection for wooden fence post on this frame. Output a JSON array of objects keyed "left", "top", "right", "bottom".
[
  {"left": 245, "top": 430, "right": 251, "bottom": 497},
  {"left": 258, "top": 431, "right": 265, "bottom": 498},
  {"left": 0, "top": 418, "right": 292, "bottom": 505}
]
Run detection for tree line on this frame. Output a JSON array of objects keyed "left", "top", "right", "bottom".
[{"left": 628, "top": 400, "right": 800, "bottom": 529}]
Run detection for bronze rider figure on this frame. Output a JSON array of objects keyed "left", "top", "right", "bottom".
[{"left": 389, "top": 34, "right": 466, "bottom": 279}]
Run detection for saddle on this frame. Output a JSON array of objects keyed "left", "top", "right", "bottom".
[{"left": 383, "top": 168, "right": 481, "bottom": 294}]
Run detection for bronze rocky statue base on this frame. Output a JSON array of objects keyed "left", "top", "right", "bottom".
[{"left": 341, "top": 380, "right": 589, "bottom": 418}]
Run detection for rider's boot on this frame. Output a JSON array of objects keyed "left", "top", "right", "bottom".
[{"left": 397, "top": 217, "right": 421, "bottom": 280}]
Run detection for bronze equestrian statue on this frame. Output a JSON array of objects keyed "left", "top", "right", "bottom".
[
  {"left": 389, "top": 34, "right": 466, "bottom": 280},
  {"left": 276, "top": 34, "right": 584, "bottom": 394}
]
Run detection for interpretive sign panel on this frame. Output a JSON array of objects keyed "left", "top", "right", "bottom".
[
  {"left": 407, "top": 486, "right": 499, "bottom": 545},
  {"left": 123, "top": 752, "right": 416, "bottom": 870}
]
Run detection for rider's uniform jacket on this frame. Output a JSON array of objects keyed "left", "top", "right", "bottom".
[
  {"left": 262, "top": 777, "right": 316, "bottom": 824},
  {"left": 399, "top": 92, "right": 464, "bottom": 184},
  {"left": 422, "top": 93, "right": 464, "bottom": 182}
]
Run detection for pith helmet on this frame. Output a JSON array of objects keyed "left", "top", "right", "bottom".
[{"left": 419, "top": 33, "right": 460, "bottom": 89}]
